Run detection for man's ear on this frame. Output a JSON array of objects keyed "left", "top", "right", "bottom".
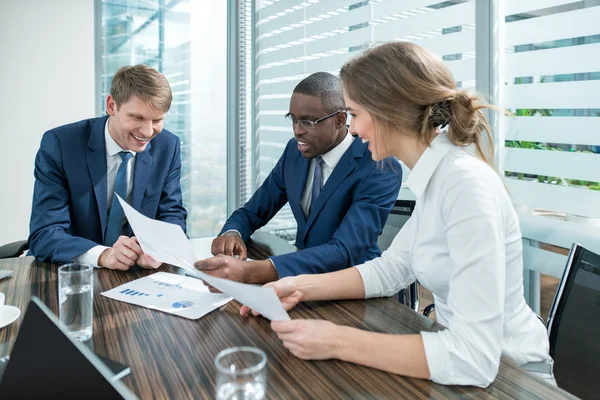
[
  {"left": 106, "top": 95, "right": 117, "bottom": 116},
  {"left": 336, "top": 111, "right": 348, "bottom": 128}
]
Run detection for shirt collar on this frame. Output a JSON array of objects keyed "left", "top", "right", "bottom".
[
  {"left": 320, "top": 130, "right": 354, "bottom": 169},
  {"left": 104, "top": 118, "right": 136, "bottom": 157},
  {"left": 405, "top": 133, "right": 454, "bottom": 198}
]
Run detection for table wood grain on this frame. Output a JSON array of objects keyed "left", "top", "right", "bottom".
[{"left": 0, "top": 242, "right": 577, "bottom": 399}]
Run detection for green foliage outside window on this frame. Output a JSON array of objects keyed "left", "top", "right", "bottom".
[{"left": 504, "top": 108, "right": 599, "bottom": 190}]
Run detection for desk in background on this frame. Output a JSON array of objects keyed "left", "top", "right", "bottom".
[{"left": 0, "top": 238, "right": 575, "bottom": 399}]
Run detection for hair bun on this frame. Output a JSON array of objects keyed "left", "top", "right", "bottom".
[{"left": 450, "top": 90, "right": 476, "bottom": 110}]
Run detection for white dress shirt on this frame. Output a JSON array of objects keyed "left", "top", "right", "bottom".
[
  {"left": 356, "top": 133, "right": 551, "bottom": 387},
  {"left": 300, "top": 132, "right": 354, "bottom": 216},
  {"left": 75, "top": 118, "right": 136, "bottom": 266}
]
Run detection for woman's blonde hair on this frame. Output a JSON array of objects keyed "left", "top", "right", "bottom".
[{"left": 340, "top": 41, "right": 495, "bottom": 167}]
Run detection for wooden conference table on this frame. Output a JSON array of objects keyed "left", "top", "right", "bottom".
[{"left": 0, "top": 240, "right": 575, "bottom": 399}]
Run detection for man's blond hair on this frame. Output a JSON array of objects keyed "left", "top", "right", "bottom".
[{"left": 110, "top": 64, "right": 172, "bottom": 112}]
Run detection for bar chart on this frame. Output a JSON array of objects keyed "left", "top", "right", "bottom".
[{"left": 119, "top": 288, "right": 164, "bottom": 297}]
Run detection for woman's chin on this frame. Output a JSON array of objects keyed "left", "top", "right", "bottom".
[{"left": 368, "top": 144, "right": 380, "bottom": 160}]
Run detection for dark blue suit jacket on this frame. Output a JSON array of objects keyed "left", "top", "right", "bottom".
[
  {"left": 221, "top": 136, "right": 401, "bottom": 278},
  {"left": 28, "top": 116, "right": 187, "bottom": 264}
]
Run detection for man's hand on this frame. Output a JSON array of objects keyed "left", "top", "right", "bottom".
[
  {"left": 98, "top": 236, "right": 143, "bottom": 270},
  {"left": 195, "top": 255, "right": 279, "bottom": 292},
  {"left": 136, "top": 253, "right": 162, "bottom": 269},
  {"left": 128, "top": 237, "right": 163, "bottom": 269},
  {"left": 211, "top": 232, "right": 247, "bottom": 260},
  {"left": 195, "top": 254, "right": 250, "bottom": 284}
]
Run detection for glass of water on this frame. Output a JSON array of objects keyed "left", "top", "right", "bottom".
[
  {"left": 58, "top": 263, "right": 94, "bottom": 342},
  {"left": 215, "top": 347, "right": 267, "bottom": 400}
]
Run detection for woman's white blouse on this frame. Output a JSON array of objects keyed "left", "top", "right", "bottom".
[{"left": 356, "top": 134, "right": 551, "bottom": 387}]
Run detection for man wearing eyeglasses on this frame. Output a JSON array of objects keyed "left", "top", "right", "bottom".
[{"left": 195, "top": 72, "right": 401, "bottom": 285}]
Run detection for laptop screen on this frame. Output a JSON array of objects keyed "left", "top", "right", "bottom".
[
  {"left": 0, "top": 297, "right": 136, "bottom": 399},
  {"left": 550, "top": 246, "right": 600, "bottom": 399}
]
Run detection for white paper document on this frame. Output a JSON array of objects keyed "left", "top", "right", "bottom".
[
  {"left": 101, "top": 272, "right": 231, "bottom": 320},
  {"left": 189, "top": 237, "right": 215, "bottom": 261},
  {"left": 117, "top": 196, "right": 197, "bottom": 267},
  {"left": 203, "top": 277, "right": 290, "bottom": 321},
  {"left": 117, "top": 195, "right": 290, "bottom": 321}
]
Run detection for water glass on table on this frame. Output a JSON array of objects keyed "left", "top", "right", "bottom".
[
  {"left": 215, "top": 347, "right": 267, "bottom": 400},
  {"left": 58, "top": 263, "right": 94, "bottom": 342}
]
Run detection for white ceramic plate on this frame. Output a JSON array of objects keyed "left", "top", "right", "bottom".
[{"left": 0, "top": 306, "right": 21, "bottom": 329}]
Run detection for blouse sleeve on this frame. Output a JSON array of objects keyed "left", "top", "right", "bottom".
[{"left": 356, "top": 214, "right": 417, "bottom": 298}]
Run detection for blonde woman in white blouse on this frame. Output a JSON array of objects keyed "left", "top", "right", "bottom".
[{"left": 240, "top": 42, "right": 553, "bottom": 388}]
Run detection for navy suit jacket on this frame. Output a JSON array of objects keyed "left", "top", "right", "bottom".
[
  {"left": 28, "top": 116, "right": 187, "bottom": 264},
  {"left": 221, "top": 136, "right": 402, "bottom": 278}
]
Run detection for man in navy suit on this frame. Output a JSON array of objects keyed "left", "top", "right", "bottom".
[
  {"left": 196, "top": 72, "right": 401, "bottom": 285},
  {"left": 29, "top": 64, "right": 187, "bottom": 270}
]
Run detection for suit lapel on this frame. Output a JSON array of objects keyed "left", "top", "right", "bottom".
[
  {"left": 86, "top": 116, "right": 109, "bottom": 238},
  {"left": 131, "top": 142, "right": 153, "bottom": 212},
  {"left": 302, "top": 137, "right": 366, "bottom": 239},
  {"left": 289, "top": 153, "right": 310, "bottom": 225}
]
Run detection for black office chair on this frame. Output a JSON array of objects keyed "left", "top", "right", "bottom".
[
  {"left": 377, "top": 200, "right": 419, "bottom": 312},
  {"left": 0, "top": 240, "right": 28, "bottom": 259},
  {"left": 546, "top": 243, "right": 600, "bottom": 399}
]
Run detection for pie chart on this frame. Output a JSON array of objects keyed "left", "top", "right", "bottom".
[{"left": 172, "top": 300, "right": 193, "bottom": 309}]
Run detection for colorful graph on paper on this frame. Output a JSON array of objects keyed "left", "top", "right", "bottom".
[
  {"left": 101, "top": 272, "right": 231, "bottom": 320},
  {"left": 119, "top": 288, "right": 164, "bottom": 297}
]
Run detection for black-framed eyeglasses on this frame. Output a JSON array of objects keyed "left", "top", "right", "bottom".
[{"left": 284, "top": 110, "right": 345, "bottom": 129}]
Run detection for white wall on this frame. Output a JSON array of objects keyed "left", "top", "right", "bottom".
[{"left": 0, "top": 0, "right": 95, "bottom": 245}]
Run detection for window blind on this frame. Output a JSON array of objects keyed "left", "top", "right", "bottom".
[
  {"left": 254, "top": 0, "right": 476, "bottom": 240},
  {"left": 501, "top": 0, "right": 600, "bottom": 278}
]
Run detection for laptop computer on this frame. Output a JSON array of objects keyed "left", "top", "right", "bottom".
[{"left": 0, "top": 297, "right": 137, "bottom": 399}]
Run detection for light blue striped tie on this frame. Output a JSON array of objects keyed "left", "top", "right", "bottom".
[
  {"left": 309, "top": 156, "right": 324, "bottom": 215},
  {"left": 104, "top": 151, "right": 132, "bottom": 246}
]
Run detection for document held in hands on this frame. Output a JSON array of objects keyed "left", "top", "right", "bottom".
[{"left": 116, "top": 195, "right": 290, "bottom": 321}]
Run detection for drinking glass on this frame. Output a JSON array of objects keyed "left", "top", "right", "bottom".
[
  {"left": 58, "top": 263, "right": 94, "bottom": 342},
  {"left": 215, "top": 347, "right": 267, "bottom": 400}
]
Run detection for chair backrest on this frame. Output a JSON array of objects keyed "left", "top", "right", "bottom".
[
  {"left": 547, "top": 243, "right": 600, "bottom": 399},
  {"left": 378, "top": 200, "right": 414, "bottom": 251},
  {"left": 0, "top": 240, "right": 28, "bottom": 259},
  {"left": 378, "top": 200, "right": 419, "bottom": 311}
]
